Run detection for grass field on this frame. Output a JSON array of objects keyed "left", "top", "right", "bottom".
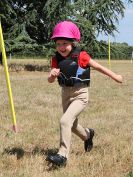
[{"left": 0, "top": 60, "right": 133, "bottom": 177}]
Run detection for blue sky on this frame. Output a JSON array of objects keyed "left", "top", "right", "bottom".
[{"left": 97, "top": 4, "right": 133, "bottom": 46}]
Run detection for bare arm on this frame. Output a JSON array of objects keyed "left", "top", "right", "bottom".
[
  {"left": 89, "top": 59, "right": 123, "bottom": 83},
  {"left": 48, "top": 68, "right": 60, "bottom": 83}
]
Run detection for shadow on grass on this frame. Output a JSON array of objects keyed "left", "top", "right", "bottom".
[{"left": 2, "top": 146, "right": 58, "bottom": 160}]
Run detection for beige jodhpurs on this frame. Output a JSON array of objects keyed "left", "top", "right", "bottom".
[{"left": 58, "top": 85, "right": 89, "bottom": 158}]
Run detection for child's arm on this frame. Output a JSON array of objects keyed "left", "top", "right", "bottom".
[
  {"left": 89, "top": 59, "right": 123, "bottom": 83},
  {"left": 48, "top": 68, "right": 60, "bottom": 83}
]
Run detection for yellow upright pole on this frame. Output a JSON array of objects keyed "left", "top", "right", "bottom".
[
  {"left": 108, "top": 36, "right": 111, "bottom": 69},
  {"left": 0, "top": 21, "right": 17, "bottom": 132}
]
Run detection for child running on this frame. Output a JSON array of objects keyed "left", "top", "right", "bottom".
[{"left": 47, "top": 20, "right": 123, "bottom": 167}]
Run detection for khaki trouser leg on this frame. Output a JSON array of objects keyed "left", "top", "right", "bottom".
[
  {"left": 58, "top": 86, "right": 89, "bottom": 158},
  {"left": 72, "top": 118, "right": 89, "bottom": 140}
]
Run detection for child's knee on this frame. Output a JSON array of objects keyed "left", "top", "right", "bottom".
[{"left": 60, "top": 115, "right": 71, "bottom": 128}]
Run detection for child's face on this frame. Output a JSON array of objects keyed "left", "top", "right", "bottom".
[{"left": 55, "top": 39, "right": 73, "bottom": 57}]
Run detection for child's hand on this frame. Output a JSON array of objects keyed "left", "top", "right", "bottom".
[
  {"left": 48, "top": 68, "right": 60, "bottom": 83},
  {"left": 115, "top": 75, "right": 123, "bottom": 83},
  {"left": 50, "top": 68, "right": 60, "bottom": 78}
]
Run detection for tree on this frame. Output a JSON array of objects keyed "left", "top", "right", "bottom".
[
  {"left": 0, "top": 0, "right": 133, "bottom": 57},
  {"left": 0, "top": 0, "right": 70, "bottom": 56},
  {"left": 68, "top": 0, "right": 133, "bottom": 56}
]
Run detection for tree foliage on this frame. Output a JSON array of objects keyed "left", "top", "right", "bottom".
[
  {"left": 0, "top": 0, "right": 133, "bottom": 58},
  {"left": 94, "top": 41, "right": 133, "bottom": 59}
]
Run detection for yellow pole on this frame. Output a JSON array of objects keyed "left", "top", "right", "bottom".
[
  {"left": 0, "top": 21, "right": 17, "bottom": 132},
  {"left": 108, "top": 36, "right": 111, "bottom": 69}
]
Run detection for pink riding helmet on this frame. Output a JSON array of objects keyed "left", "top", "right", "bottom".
[{"left": 51, "top": 21, "right": 80, "bottom": 41}]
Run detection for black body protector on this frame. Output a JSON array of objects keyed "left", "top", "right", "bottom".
[{"left": 56, "top": 47, "right": 90, "bottom": 87}]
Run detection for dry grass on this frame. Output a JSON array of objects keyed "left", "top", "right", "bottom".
[
  {"left": 8, "top": 59, "right": 50, "bottom": 72},
  {"left": 0, "top": 60, "right": 133, "bottom": 177}
]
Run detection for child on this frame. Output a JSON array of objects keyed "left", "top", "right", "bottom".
[{"left": 47, "top": 21, "right": 123, "bottom": 167}]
